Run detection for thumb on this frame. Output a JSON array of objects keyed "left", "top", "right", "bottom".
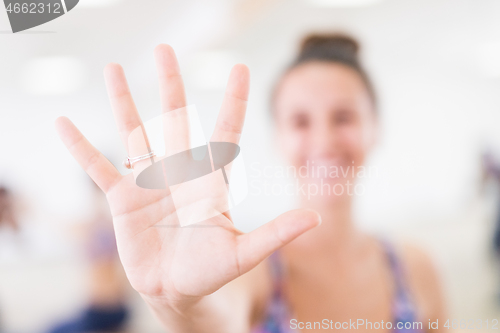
[{"left": 236, "top": 209, "right": 321, "bottom": 275}]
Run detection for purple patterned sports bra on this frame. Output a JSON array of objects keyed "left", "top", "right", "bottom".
[{"left": 251, "top": 240, "right": 423, "bottom": 333}]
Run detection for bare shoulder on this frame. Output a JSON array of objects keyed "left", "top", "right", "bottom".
[
  {"left": 400, "top": 243, "right": 440, "bottom": 288},
  {"left": 398, "top": 242, "right": 447, "bottom": 329}
]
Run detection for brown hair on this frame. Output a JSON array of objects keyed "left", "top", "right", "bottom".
[{"left": 273, "top": 33, "right": 376, "bottom": 109}]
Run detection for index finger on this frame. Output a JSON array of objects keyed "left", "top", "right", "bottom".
[{"left": 210, "top": 64, "right": 250, "bottom": 144}]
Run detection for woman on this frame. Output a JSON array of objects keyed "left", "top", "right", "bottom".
[{"left": 55, "top": 33, "right": 446, "bottom": 332}]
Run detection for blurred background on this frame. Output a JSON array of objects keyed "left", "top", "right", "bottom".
[{"left": 1, "top": 0, "right": 500, "bottom": 331}]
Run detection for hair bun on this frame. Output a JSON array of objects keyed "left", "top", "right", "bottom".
[{"left": 297, "top": 34, "right": 360, "bottom": 68}]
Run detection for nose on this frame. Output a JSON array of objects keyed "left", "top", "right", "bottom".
[{"left": 310, "top": 117, "right": 337, "bottom": 157}]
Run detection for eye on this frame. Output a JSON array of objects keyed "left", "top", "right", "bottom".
[
  {"left": 333, "top": 109, "right": 355, "bottom": 125},
  {"left": 291, "top": 113, "right": 309, "bottom": 129}
]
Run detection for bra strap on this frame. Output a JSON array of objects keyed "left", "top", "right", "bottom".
[{"left": 380, "top": 239, "right": 419, "bottom": 326}]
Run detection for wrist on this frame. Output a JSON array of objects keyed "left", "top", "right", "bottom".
[{"left": 141, "top": 293, "right": 204, "bottom": 317}]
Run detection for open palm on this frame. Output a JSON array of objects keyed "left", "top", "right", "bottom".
[{"left": 55, "top": 44, "right": 320, "bottom": 308}]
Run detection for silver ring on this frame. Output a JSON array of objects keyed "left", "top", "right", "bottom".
[{"left": 123, "top": 151, "right": 156, "bottom": 169}]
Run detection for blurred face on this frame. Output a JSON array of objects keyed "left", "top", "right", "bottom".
[{"left": 274, "top": 62, "right": 377, "bottom": 203}]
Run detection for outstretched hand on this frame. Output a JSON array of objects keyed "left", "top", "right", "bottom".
[{"left": 55, "top": 44, "right": 321, "bottom": 309}]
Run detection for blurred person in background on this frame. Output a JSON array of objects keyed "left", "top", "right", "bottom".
[
  {"left": 0, "top": 185, "right": 18, "bottom": 332},
  {"left": 55, "top": 33, "right": 446, "bottom": 332},
  {"left": 0, "top": 186, "right": 18, "bottom": 232},
  {"left": 47, "top": 181, "right": 130, "bottom": 333},
  {"left": 481, "top": 149, "right": 500, "bottom": 301}
]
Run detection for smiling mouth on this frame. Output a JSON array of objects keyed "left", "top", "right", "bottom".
[{"left": 299, "top": 158, "right": 356, "bottom": 180}]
